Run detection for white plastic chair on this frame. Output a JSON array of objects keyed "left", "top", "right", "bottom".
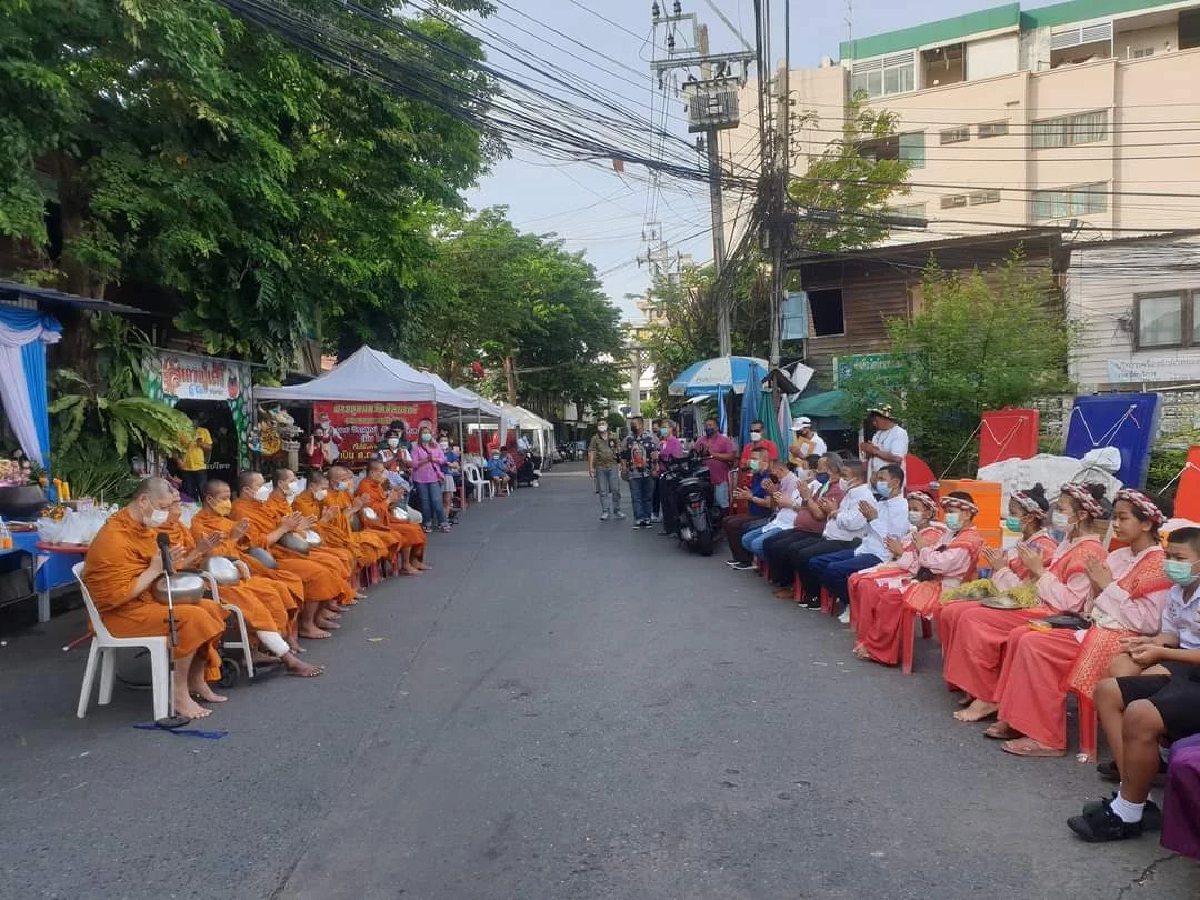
[
  {"left": 465, "top": 464, "right": 493, "bottom": 501},
  {"left": 73, "top": 562, "right": 171, "bottom": 721},
  {"left": 198, "top": 573, "right": 255, "bottom": 680}
]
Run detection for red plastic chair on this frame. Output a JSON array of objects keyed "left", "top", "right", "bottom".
[
  {"left": 1075, "top": 689, "right": 1098, "bottom": 762},
  {"left": 820, "top": 587, "right": 836, "bottom": 616},
  {"left": 899, "top": 605, "right": 934, "bottom": 675}
]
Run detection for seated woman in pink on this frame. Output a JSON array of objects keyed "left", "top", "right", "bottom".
[
  {"left": 947, "top": 483, "right": 1110, "bottom": 724},
  {"left": 988, "top": 489, "right": 1173, "bottom": 757},
  {"left": 849, "top": 491, "right": 945, "bottom": 641},
  {"left": 937, "top": 484, "right": 1057, "bottom": 661},
  {"left": 854, "top": 492, "right": 982, "bottom": 666}
]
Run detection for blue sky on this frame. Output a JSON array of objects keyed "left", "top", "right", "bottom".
[{"left": 465, "top": 0, "right": 1023, "bottom": 320}]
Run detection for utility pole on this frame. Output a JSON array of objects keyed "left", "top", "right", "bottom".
[
  {"left": 650, "top": 2, "right": 755, "bottom": 358},
  {"left": 768, "top": 0, "right": 792, "bottom": 369}
]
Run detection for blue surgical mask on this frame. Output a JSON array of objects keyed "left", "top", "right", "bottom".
[
  {"left": 874, "top": 480, "right": 890, "bottom": 498},
  {"left": 907, "top": 510, "right": 924, "bottom": 526},
  {"left": 814, "top": 473, "right": 830, "bottom": 485},
  {"left": 1005, "top": 516, "right": 1023, "bottom": 532},
  {"left": 749, "top": 459, "right": 761, "bottom": 472},
  {"left": 944, "top": 511, "right": 963, "bottom": 531},
  {"left": 1164, "top": 559, "right": 1199, "bottom": 587}
]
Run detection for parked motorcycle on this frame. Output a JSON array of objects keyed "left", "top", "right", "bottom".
[{"left": 659, "top": 454, "right": 717, "bottom": 556}]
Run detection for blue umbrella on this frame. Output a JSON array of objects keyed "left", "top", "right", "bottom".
[
  {"left": 739, "top": 362, "right": 765, "bottom": 448},
  {"left": 668, "top": 355, "right": 769, "bottom": 398}
]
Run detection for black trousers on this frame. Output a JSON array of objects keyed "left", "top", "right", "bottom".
[
  {"left": 181, "top": 469, "right": 207, "bottom": 503},
  {"left": 787, "top": 538, "right": 860, "bottom": 601},
  {"left": 763, "top": 530, "right": 824, "bottom": 586}
]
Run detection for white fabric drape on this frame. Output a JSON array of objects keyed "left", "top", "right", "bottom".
[
  {"left": 0, "top": 316, "right": 60, "bottom": 347},
  {"left": 0, "top": 345, "right": 44, "bottom": 464}
]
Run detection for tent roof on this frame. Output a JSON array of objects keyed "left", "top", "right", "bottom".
[
  {"left": 452, "top": 385, "right": 505, "bottom": 418},
  {"left": 498, "top": 402, "right": 553, "bottom": 432},
  {"left": 256, "top": 347, "right": 480, "bottom": 410},
  {"left": 790, "top": 389, "right": 848, "bottom": 419}
]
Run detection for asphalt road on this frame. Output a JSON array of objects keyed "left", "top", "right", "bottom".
[{"left": 2, "top": 464, "right": 1197, "bottom": 900}]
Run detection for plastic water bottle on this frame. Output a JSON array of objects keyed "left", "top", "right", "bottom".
[{"left": 0, "top": 518, "right": 12, "bottom": 551}]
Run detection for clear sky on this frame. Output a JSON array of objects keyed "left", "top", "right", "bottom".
[{"left": 464, "top": 0, "right": 1023, "bottom": 321}]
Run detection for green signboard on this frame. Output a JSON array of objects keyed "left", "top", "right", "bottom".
[{"left": 833, "top": 352, "right": 903, "bottom": 387}]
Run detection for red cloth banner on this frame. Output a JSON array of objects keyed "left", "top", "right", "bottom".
[
  {"left": 979, "top": 409, "right": 1040, "bottom": 468},
  {"left": 312, "top": 401, "right": 436, "bottom": 466}
]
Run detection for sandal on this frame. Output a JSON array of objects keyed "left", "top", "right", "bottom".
[{"left": 1001, "top": 737, "right": 1065, "bottom": 758}]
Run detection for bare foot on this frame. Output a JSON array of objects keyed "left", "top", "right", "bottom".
[
  {"left": 316, "top": 618, "right": 341, "bottom": 630},
  {"left": 300, "top": 626, "right": 332, "bottom": 640},
  {"left": 174, "top": 694, "right": 212, "bottom": 719},
  {"left": 957, "top": 694, "right": 974, "bottom": 708},
  {"left": 190, "top": 683, "right": 228, "bottom": 703},
  {"left": 403, "top": 566, "right": 421, "bottom": 576},
  {"left": 953, "top": 700, "right": 998, "bottom": 723},
  {"left": 251, "top": 651, "right": 282, "bottom": 666},
  {"left": 984, "top": 721, "right": 1021, "bottom": 740},
  {"left": 852, "top": 644, "right": 872, "bottom": 660},
  {"left": 416, "top": 563, "right": 432, "bottom": 571},
  {"left": 284, "top": 655, "right": 324, "bottom": 677}
]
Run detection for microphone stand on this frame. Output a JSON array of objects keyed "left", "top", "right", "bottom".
[{"left": 155, "top": 532, "right": 190, "bottom": 730}]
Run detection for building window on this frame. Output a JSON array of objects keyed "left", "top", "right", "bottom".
[
  {"left": 856, "top": 131, "right": 925, "bottom": 169},
  {"left": 1134, "top": 291, "right": 1200, "bottom": 349},
  {"left": 977, "top": 120, "right": 1009, "bottom": 138},
  {"left": 1031, "top": 182, "right": 1107, "bottom": 220},
  {"left": 940, "top": 126, "right": 970, "bottom": 145},
  {"left": 968, "top": 189, "right": 1001, "bottom": 205},
  {"left": 890, "top": 202, "right": 926, "bottom": 220},
  {"left": 807, "top": 289, "right": 845, "bottom": 337},
  {"left": 940, "top": 194, "right": 968, "bottom": 209},
  {"left": 1130, "top": 47, "right": 1155, "bottom": 58},
  {"left": 850, "top": 52, "right": 914, "bottom": 98},
  {"left": 1032, "top": 110, "right": 1108, "bottom": 148}
]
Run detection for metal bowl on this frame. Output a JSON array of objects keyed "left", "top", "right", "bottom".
[
  {"left": 361, "top": 507, "right": 378, "bottom": 521},
  {"left": 205, "top": 556, "right": 242, "bottom": 586},
  {"left": 247, "top": 547, "right": 278, "bottom": 570},
  {"left": 279, "top": 532, "right": 310, "bottom": 555},
  {"left": 304, "top": 529, "right": 322, "bottom": 546},
  {"left": 151, "top": 573, "right": 207, "bottom": 604},
  {"left": 390, "top": 506, "right": 409, "bottom": 522}
]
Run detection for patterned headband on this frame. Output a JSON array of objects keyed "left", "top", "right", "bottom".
[
  {"left": 1012, "top": 490, "right": 1047, "bottom": 518},
  {"left": 942, "top": 496, "right": 979, "bottom": 516},
  {"left": 907, "top": 491, "right": 938, "bottom": 515},
  {"left": 1059, "top": 482, "right": 1105, "bottom": 518},
  {"left": 1114, "top": 488, "right": 1165, "bottom": 525}
]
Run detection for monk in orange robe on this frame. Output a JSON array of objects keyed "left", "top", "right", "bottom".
[
  {"left": 232, "top": 471, "right": 353, "bottom": 640},
  {"left": 82, "top": 478, "right": 226, "bottom": 719},
  {"left": 192, "top": 480, "right": 304, "bottom": 645},
  {"left": 164, "top": 491, "right": 322, "bottom": 677},
  {"left": 293, "top": 470, "right": 373, "bottom": 599},
  {"left": 356, "top": 459, "right": 430, "bottom": 575},
  {"left": 328, "top": 465, "right": 398, "bottom": 571},
  {"left": 267, "top": 469, "right": 360, "bottom": 609}
]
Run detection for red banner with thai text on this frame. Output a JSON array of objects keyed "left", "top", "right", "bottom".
[{"left": 311, "top": 401, "right": 436, "bottom": 466}]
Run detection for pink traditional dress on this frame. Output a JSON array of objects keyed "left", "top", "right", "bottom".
[
  {"left": 857, "top": 525, "right": 982, "bottom": 666},
  {"left": 995, "top": 545, "right": 1172, "bottom": 751},
  {"left": 941, "top": 535, "right": 1106, "bottom": 703},
  {"left": 849, "top": 522, "right": 947, "bottom": 636},
  {"left": 936, "top": 530, "right": 1058, "bottom": 661}
]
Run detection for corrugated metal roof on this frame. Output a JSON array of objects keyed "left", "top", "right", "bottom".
[{"left": 0, "top": 280, "right": 149, "bottom": 315}]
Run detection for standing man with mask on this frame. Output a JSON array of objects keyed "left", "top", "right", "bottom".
[
  {"left": 861, "top": 405, "right": 909, "bottom": 481},
  {"left": 622, "top": 416, "right": 659, "bottom": 529},
  {"left": 695, "top": 417, "right": 737, "bottom": 518},
  {"left": 739, "top": 419, "right": 779, "bottom": 466},
  {"left": 588, "top": 420, "right": 625, "bottom": 521}
]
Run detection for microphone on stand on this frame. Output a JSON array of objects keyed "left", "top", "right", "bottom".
[
  {"left": 156, "top": 532, "right": 175, "bottom": 575},
  {"left": 153, "top": 531, "right": 189, "bottom": 729}
]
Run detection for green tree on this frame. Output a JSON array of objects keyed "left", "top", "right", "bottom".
[{"left": 841, "top": 253, "right": 1074, "bottom": 475}]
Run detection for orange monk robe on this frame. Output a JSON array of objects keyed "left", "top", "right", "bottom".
[
  {"left": 355, "top": 478, "right": 427, "bottom": 560},
  {"left": 163, "top": 519, "right": 289, "bottom": 633},
  {"left": 263, "top": 493, "right": 355, "bottom": 581},
  {"left": 320, "top": 489, "right": 391, "bottom": 565},
  {"left": 190, "top": 508, "right": 303, "bottom": 613},
  {"left": 231, "top": 498, "right": 354, "bottom": 605},
  {"left": 293, "top": 489, "right": 374, "bottom": 569},
  {"left": 84, "top": 509, "right": 224, "bottom": 680}
]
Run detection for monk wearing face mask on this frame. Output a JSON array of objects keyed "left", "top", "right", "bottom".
[
  {"left": 354, "top": 459, "right": 429, "bottom": 576},
  {"left": 325, "top": 466, "right": 395, "bottom": 572},
  {"left": 293, "top": 470, "right": 372, "bottom": 600},
  {"left": 82, "top": 477, "right": 227, "bottom": 719},
  {"left": 231, "top": 470, "right": 352, "bottom": 640}
]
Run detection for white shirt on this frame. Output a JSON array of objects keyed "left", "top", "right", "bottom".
[
  {"left": 1162, "top": 580, "right": 1200, "bottom": 650},
  {"left": 793, "top": 431, "right": 827, "bottom": 458},
  {"left": 824, "top": 483, "right": 877, "bottom": 542},
  {"left": 868, "top": 424, "right": 909, "bottom": 479},
  {"left": 857, "top": 495, "right": 911, "bottom": 559}
]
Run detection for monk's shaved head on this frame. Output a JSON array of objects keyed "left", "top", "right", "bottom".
[
  {"left": 367, "top": 459, "right": 384, "bottom": 474},
  {"left": 274, "top": 468, "right": 294, "bottom": 483},
  {"left": 308, "top": 470, "right": 329, "bottom": 486},
  {"left": 329, "top": 466, "right": 351, "bottom": 481},
  {"left": 205, "top": 479, "right": 230, "bottom": 498},
  {"left": 132, "top": 476, "right": 173, "bottom": 502},
  {"left": 238, "top": 471, "right": 261, "bottom": 492}
]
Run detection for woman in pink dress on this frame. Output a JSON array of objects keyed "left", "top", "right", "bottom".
[
  {"left": 937, "top": 484, "right": 1057, "bottom": 663},
  {"left": 947, "top": 483, "right": 1110, "bottom": 724},
  {"left": 989, "top": 489, "right": 1173, "bottom": 756}
]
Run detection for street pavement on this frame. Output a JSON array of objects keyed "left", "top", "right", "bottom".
[{"left": 1, "top": 463, "right": 1197, "bottom": 900}]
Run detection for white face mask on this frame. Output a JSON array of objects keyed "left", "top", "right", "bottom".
[
  {"left": 312, "top": 489, "right": 327, "bottom": 501},
  {"left": 838, "top": 478, "right": 850, "bottom": 491},
  {"left": 254, "top": 484, "right": 272, "bottom": 502},
  {"left": 148, "top": 508, "right": 169, "bottom": 528},
  {"left": 750, "top": 431, "right": 762, "bottom": 442},
  {"left": 598, "top": 424, "right": 608, "bottom": 433},
  {"left": 1051, "top": 510, "right": 1072, "bottom": 531},
  {"left": 908, "top": 510, "right": 924, "bottom": 526},
  {"left": 944, "top": 511, "right": 963, "bottom": 531},
  {"left": 388, "top": 438, "right": 400, "bottom": 448},
  {"left": 439, "top": 441, "right": 450, "bottom": 450},
  {"left": 337, "top": 480, "right": 351, "bottom": 492}
]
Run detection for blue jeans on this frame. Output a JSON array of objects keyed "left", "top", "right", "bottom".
[
  {"left": 629, "top": 474, "right": 654, "bottom": 522},
  {"left": 809, "top": 549, "right": 883, "bottom": 603},
  {"left": 414, "top": 480, "right": 446, "bottom": 528},
  {"left": 741, "top": 524, "right": 779, "bottom": 559}
]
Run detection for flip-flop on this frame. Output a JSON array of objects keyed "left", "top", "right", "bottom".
[{"left": 1002, "top": 737, "right": 1065, "bottom": 758}]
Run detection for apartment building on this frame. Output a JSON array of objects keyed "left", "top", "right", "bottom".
[{"left": 724, "top": 0, "right": 1200, "bottom": 246}]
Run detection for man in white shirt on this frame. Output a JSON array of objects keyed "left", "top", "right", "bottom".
[
  {"left": 861, "top": 405, "right": 909, "bottom": 480},
  {"left": 791, "top": 416, "right": 827, "bottom": 458},
  {"left": 810, "top": 463, "right": 910, "bottom": 618},
  {"left": 784, "top": 460, "right": 878, "bottom": 608}
]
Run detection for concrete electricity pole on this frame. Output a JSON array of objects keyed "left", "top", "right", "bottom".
[{"left": 649, "top": 2, "right": 755, "bottom": 358}]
